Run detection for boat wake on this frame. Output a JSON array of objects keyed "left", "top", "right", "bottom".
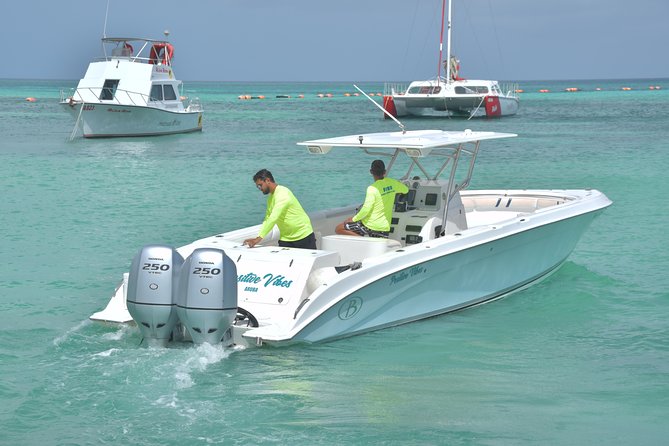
[
  {"left": 52, "top": 319, "right": 92, "bottom": 346},
  {"left": 173, "top": 343, "right": 241, "bottom": 389}
]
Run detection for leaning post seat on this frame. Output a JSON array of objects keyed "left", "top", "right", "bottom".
[{"left": 320, "top": 235, "right": 401, "bottom": 265}]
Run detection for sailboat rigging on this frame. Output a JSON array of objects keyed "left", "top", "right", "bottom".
[{"left": 383, "top": 0, "right": 519, "bottom": 119}]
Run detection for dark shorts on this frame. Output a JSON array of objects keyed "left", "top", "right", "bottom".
[
  {"left": 278, "top": 232, "right": 317, "bottom": 250},
  {"left": 344, "top": 221, "right": 389, "bottom": 238}
]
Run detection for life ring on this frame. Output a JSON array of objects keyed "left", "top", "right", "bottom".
[{"left": 149, "top": 43, "right": 174, "bottom": 65}]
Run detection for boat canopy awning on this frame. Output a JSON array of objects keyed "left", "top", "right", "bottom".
[
  {"left": 102, "top": 37, "right": 170, "bottom": 44},
  {"left": 297, "top": 129, "right": 516, "bottom": 157}
]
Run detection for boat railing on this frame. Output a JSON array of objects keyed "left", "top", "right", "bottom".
[
  {"left": 384, "top": 82, "right": 408, "bottom": 96},
  {"left": 92, "top": 55, "right": 171, "bottom": 66},
  {"left": 62, "top": 87, "right": 201, "bottom": 112},
  {"left": 500, "top": 82, "right": 519, "bottom": 99},
  {"left": 185, "top": 97, "right": 202, "bottom": 112},
  {"left": 63, "top": 87, "right": 150, "bottom": 106}
]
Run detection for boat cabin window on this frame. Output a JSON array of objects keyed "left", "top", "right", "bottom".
[
  {"left": 150, "top": 84, "right": 178, "bottom": 101},
  {"left": 100, "top": 79, "right": 120, "bottom": 100},
  {"left": 455, "top": 86, "right": 489, "bottom": 94},
  {"left": 407, "top": 86, "right": 442, "bottom": 94}
]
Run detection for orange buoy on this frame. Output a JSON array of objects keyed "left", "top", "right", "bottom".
[
  {"left": 25, "top": 97, "right": 36, "bottom": 102},
  {"left": 344, "top": 93, "right": 351, "bottom": 97},
  {"left": 621, "top": 87, "right": 632, "bottom": 91},
  {"left": 539, "top": 89, "right": 549, "bottom": 93},
  {"left": 326, "top": 93, "right": 333, "bottom": 97},
  {"left": 298, "top": 94, "right": 304, "bottom": 98},
  {"left": 515, "top": 89, "right": 524, "bottom": 93}
]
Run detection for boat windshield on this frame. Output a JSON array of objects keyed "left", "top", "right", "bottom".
[{"left": 150, "top": 84, "right": 178, "bottom": 101}]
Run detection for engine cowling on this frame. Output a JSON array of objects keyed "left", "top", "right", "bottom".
[
  {"left": 126, "top": 245, "right": 183, "bottom": 346},
  {"left": 175, "top": 248, "right": 238, "bottom": 345}
]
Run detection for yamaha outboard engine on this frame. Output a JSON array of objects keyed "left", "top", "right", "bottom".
[
  {"left": 175, "top": 248, "right": 238, "bottom": 345},
  {"left": 126, "top": 245, "right": 184, "bottom": 346}
]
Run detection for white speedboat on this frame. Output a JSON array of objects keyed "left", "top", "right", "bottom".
[
  {"left": 384, "top": 0, "right": 519, "bottom": 119},
  {"left": 60, "top": 33, "right": 202, "bottom": 138},
  {"left": 91, "top": 129, "right": 611, "bottom": 347}
]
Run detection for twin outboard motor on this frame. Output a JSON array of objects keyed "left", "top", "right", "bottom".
[
  {"left": 126, "top": 245, "right": 184, "bottom": 346},
  {"left": 175, "top": 248, "right": 238, "bottom": 345}
]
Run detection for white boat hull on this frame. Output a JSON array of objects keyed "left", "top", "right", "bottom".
[
  {"left": 393, "top": 94, "right": 519, "bottom": 118},
  {"left": 60, "top": 36, "right": 203, "bottom": 138},
  {"left": 62, "top": 102, "right": 202, "bottom": 138},
  {"left": 257, "top": 196, "right": 604, "bottom": 344},
  {"left": 93, "top": 188, "right": 610, "bottom": 346}
]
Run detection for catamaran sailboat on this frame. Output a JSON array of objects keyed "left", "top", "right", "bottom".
[
  {"left": 60, "top": 32, "right": 203, "bottom": 138},
  {"left": 91, "top": 128, "right": 610, "bottom": 348},
  {"left": 383, "top": 0, "right": 519, "bottom": 119}
]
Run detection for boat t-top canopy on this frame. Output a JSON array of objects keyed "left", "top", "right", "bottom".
[
  {"left": 298, "top": 129, "right": 516, "bottom": 158},
  {"left": 299, "top": 130, "right": 517, "bottom": 221},
  {"left": 102, "top": 37, "right": 171, "bottom": 44}
]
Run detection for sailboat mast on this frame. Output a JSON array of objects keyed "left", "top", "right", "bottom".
[
  {"left": 445, "top": 0, "right": 452, "bottom": 83},
  {"left": 437, "top": 0, "right": 446, "bottom": 85}
]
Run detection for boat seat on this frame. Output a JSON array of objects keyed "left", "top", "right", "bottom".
[
  {"left": 320, "top": 235, "right": 401, "bottom": 265},
  {"left": 418, "top": 216, "right": 443, "bottom": 241}
]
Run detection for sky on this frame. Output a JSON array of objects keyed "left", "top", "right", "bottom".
[{"left": 2, "top": 0, "right": 668, "bottom": 82}]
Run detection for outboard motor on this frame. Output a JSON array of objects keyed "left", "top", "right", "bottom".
[
  {"left": 126, "top": 245, "right": 184, "bottom": 346},
  {"left": 175, "top": 248, "right": 238, "bottom": 345}
]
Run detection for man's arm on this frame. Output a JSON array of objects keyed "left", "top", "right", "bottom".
[
  {"left": 352, "top": 186, "right": 377, "bottom": 222},
  {"left": 258, "top": 188, "right": 290, "bottom": 238}
]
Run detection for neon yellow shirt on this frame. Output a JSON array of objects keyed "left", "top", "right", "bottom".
[
  {"left": 258, "top": 185, "right": 313, "bottom": 242},
  {"left": 353, "top": 177, "right": 409, "bottom": 231}
]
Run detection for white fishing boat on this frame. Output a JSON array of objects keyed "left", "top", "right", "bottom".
[
  {"left": 60, "top": 33, "right": 202, "bottom": 138},
  {"left": 91, "top": 128, "right": 611, "bottom": 348},
  {"left": 384, "top": 0, "right": 519, "bottom": 119}
]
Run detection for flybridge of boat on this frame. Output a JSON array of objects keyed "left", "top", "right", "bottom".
[{"left": 99, "top": 37, "right": 175, "bottom": 65}]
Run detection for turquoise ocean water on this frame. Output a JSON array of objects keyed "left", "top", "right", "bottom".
[{"left": 1, "top": 78, "right": 668, "bottom": 445}]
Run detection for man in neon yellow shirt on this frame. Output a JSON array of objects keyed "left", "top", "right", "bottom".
[
  {"left": 336, "top": 160, "right": 408, "bottom": 238},
  {"left": 243, "top": 169, "right": 317, "bottom": 249}
]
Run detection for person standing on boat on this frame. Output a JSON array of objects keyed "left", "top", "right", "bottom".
[
  {"left": 243, "top": 169, "right": 317, "bottom": 250},
  {"left": 336, "top": 160, "right": 409, "bottom": 238}
]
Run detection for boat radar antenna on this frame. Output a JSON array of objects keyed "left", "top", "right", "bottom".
[
  {"left": 103, "top": 0, "right": 110, "bottom": 38},
  {"left": 164, "top": 29, "right": 170, "bottom": 37},
  {"left": 353, "top": 84, "right": 407, "bottom": 134}
]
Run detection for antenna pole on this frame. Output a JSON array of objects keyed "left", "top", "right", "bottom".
[
  {"left": 353, "top": 85, "right": 407, "bottom": 134},
  {"left": 103, "top": 0, "right": 110, "bottom": 38}
]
